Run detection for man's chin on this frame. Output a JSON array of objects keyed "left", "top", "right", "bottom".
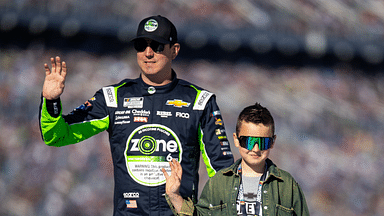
[{"left": 141, "top": 70, "right": 159, "bottom": 76}]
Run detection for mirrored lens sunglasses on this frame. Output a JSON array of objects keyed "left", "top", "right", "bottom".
[
  {"left": 134, "top": 39, "right": 165, "bottom": 53},
  {"left": 237, "top": 136, "right": 274, "bottom": 151}
]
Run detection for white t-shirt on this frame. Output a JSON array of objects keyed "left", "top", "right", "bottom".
[{"left": 236, "top": 175, "right": 262, "bottom": 216}]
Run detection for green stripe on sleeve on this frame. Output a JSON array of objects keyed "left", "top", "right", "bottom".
[
  {"left": 198, "top": 124, "right": 216, "bottom": 177},
  {"left": 40, "top": 98, "right": 109, "bottom": 147},
  {"left": 190, "top": 85, "right": 201, "bottom": 107}
]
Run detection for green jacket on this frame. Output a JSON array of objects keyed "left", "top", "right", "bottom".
[{"left": 166, "top": 158, "right": 309, "bottom": 216}]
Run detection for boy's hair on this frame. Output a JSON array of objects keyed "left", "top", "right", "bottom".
[{"left": 236, "top": 102, "right": 275, "bottom": 136}]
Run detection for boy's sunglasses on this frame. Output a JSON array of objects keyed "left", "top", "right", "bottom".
[
  {"left": 237, "top": 136, "right": 274, "bottom": 151},
  {"left": 134, "top": 39, "right": 165, "bottom": 53}
]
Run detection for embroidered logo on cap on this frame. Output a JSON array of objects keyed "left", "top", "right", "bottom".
[{"left": 144, "top": 19, "right": 158, "bottom": 32}]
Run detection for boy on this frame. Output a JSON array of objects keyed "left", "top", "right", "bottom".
[{"left": 162, "top": 102, "right": 309, "bottom": 215}]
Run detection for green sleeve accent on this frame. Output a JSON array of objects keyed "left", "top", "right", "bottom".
[
  {"left": 115, "top": 82, "right": 126, "bottom": 104},
  {"left": 198, "top": 124, "right": 216, "bottom": 177},
  {"left": 192, "top": 85, "right": 216, "bottom": 177},
  {"left": 40, "top": 98, "right": 109, "bottom": 147},
  {"left": 189, "top": 85, "right": 201, "bottom": 107}
]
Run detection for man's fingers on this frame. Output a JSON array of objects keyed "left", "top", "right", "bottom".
[
  {"left": 61, "top": 61, "right": 67, "bottom": 78},
  {"left": 44, "top": 63, "right": 51, "bottom": 76},
  {"left": 55, "top": 56, "right": 61, "bottom": 74},
  {"left": 47, "top": 56, "right": 66, "bottom": 77},
  {"left": 50, "top": 57, "right": 55, "bottom": 73}
]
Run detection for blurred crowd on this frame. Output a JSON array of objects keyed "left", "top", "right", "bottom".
[
  {"left": 0, "top": 0, "right": 383, "bottom": 39},
  {"left": 0, "top": 40, "right": 384, "bottom": 216}
]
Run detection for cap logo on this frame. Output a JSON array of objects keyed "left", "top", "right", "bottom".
[{"left": 144, "top": 19, "right": 158, "bottom": 32}]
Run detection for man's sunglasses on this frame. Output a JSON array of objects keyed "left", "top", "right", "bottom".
[
  {"left": 134, "top": 39, "right": 165, "bottom": 53},
  {"left": 237, "top": 136, "right": 274, "bottom": 151}
]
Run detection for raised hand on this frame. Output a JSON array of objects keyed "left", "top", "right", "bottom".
[
  {"left": 162, "top": 159, "right": 183, "bottom": 195},
  {"left": 162, "top": 159, "right": 184, "bottom": 213},
  {"left": 42, "top": 56, "right": 67, "bottom": 100}
]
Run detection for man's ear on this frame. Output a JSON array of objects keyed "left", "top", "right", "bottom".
[
  {"left": 233, "top": 133, "right": 240, "bottom": 148},
  {"left": 172, "top": 43, "right": 180, "bottom": 59}
]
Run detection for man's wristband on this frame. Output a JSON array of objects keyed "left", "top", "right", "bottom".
[{"left": 44, "top": 96, "right": 61, "bottom": 118}]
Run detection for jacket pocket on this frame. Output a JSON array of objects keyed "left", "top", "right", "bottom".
[
  {"left": 207, "top": 203, "right": 228, "bottom": 215},
  {"left": 275, "top": 204, "right": 294, "bottom": 216}
]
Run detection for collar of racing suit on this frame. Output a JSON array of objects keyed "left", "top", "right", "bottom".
[{"left": 138, "top": 70, "right": 178, "bottom": 95}]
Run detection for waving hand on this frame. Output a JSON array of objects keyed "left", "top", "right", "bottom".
[
  {"left": 162, "top": 159, "right": 184, "bottom": 213},
  {"left": 42, "top": 56, "right": 67, "bottom": 100}
]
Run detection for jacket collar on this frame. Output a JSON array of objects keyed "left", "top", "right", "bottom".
[
  {"left": 222, "top": 158, "right": 284, "bottom": 182},
  {"left": 222, "top": 158, "right": 242, "bottom": 176},
  {"left": 137, "top": 70, "right": 178, "bottom": 95}
]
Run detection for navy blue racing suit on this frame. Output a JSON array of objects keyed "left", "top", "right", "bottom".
[{"left": 39, "top": 71, "right": 234, "bottom": 215}]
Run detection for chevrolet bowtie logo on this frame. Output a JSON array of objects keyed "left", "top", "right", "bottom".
[{"left": 166, "top": 99, "right": 190, "bottom": 108}]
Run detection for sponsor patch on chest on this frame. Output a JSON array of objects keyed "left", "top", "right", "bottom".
[{"left": 124, "top": 97, "right": 144, "bottom": 108}]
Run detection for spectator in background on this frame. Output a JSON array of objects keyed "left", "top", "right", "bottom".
[
  {"left": 163, "top": 102, "right": 309, "bottom": 215},
  {"left": 39, "top": 15, "right": 234, "bottom": 215}
]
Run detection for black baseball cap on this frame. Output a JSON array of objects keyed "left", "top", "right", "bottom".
[{"left": 131, "top": 15, "right": 177, "bottom": 44}]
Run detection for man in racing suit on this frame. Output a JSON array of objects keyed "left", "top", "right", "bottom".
[{"left": 39, "top": 15, "right": 234, "bottom": 215}]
